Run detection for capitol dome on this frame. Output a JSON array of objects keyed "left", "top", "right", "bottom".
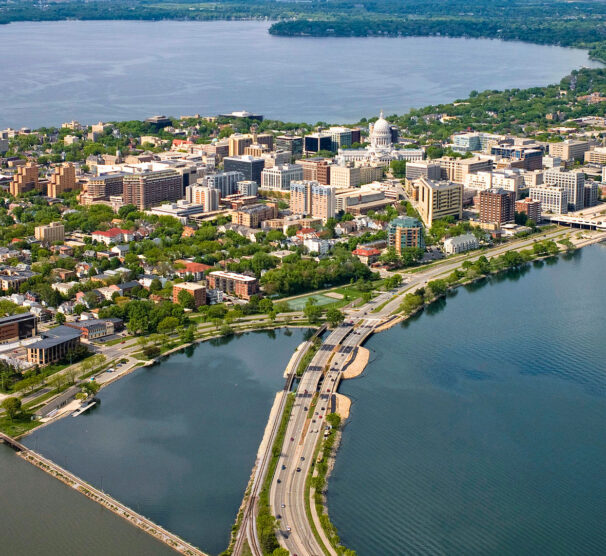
[{"left": 370, "top": 110, "right": 392, "bottom": 149}]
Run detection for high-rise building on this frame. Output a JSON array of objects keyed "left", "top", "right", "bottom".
[
  {"left": 584, "top": 146, "right": 606, "bottom": 164},
  {"left": 223, "top": 155, "right": 265, "bottom": 185},
  {"left": 289, "top": 180, "right": 337, "bottom": 220},
  {"left": 48, "top": 163, "right": 78, "bottom": 197},
  {"left": 123, "top": 169, "right": 182, "bottom": 210},
  {"left": 479, "top": 188, "right": 516, "bottom": 226},
  {"left": 416, "top": 177, "right": 463, "bottom": 226},
  {"left": 228, "top": 134, "right": 252, "bottom": 157},
  {"left": 544, "top": 167, "right": 585, "bottom": 211},
  {"left": 201, "top": 171, "right": 245, "bottom": 198},
  {"left": 436, "top": 156, "right": 493, "bottom": 184},
  {"left": 529, "top": 186, "right": 567, "bottom": 214},
  {"left": 549, "top": 139, "right": 591, "bottom": 162},
  {"left": 237, "top": 180, "right": 258, "bottom": 197},
  {"left": 81, "top": 173, "right": 124, "bottom": 205},
  {"left": 490, "top": 144, "right": 544, "bottom": 171},
  {"left": 304, "top": 133, "right": 332, "bottom": 155},
  {"left": 10, "top": 162, "right": 39, "bottom": 196},
  {"left": 261, "top": 164, "right": 303, "bottom": 191},
  {"left": 328, "top": 127, "right": 353, "bottom": 151},
  {"left": 276, "top": 135, "right": 303, "bottom": 158},
  {"left": 34, "top": 222, "right": 65, "bottom": 245},
  {"left": 405, "top": 160, "right": 442, "bottom": 182},
  {"left": 388, "top": 217, "right": 424, "bottom": 254},
  {"left": 329, "top": 165, "right": 383, "bottom": 188},
  {"left": 464, "top": 169, "right": 522, "bottom": 197},
  {"left": 297, "top": 158, "right": 331, "bottom": 185},
  {"left": 515, "top": 198, "right": 542, "bottom": 223},
  {"left": 584, "top": 182, "right": 600, "bottom": 208},
  {"left": 186, "top": 184, "right": 220, "bottom": 211}
]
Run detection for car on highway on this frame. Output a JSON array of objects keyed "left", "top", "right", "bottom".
[
  {"left": 281, "top": 503, "right": 286, "bottom": 508},
  {"left": 281, "top": 465, "right": 286, "bottom": 470},
  {"left": 290, "top": 437, "right": 294, "bottom": 441},
  {"left": 301, "top": 456, "right": 305, "bottom": 461},
  {"left": 277, "top": 479, "right": 281, "bottom": 483},
  {"left": 286, "top": 526, "right": 291, "bottom": 531},
  {"left": 296, "top": 467, "right": 301, "bottom": 472}
]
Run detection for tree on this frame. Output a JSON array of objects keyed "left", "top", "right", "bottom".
[
  {"left": 177, "top": 289, "right": 195, "bottom": 310},
  {"left": 157, "top": 316, "right": 179, "bottom": 335},
  {"left": 2, "top": 397, "right": 21, "bottom": 420},
  {"left": 55, "top": 312, "right": 66, "bottom": 325},
  {"left": 390, "top": 159, "right": 407, "bottom": 178},
  {"left": 326, "top": 308, "right": 344, "bottom": 327},
  {"left": 400, "top": 293, "right": 424, "bottom": 314},
  {"left": 304, "top": 299, "right": 323, "bottom": 324},
  {"left": 180, "top": 326, "right": 195, "bottom": 344},
  {"left": 82, "top": 380, "right": 100, "bottom": 396}
]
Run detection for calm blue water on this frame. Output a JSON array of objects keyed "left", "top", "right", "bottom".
[
  {"left": 0, "top": 20, "right": 600, "bottom": 128},
  {"left": 23, "top": 328, "right": 309, "bottom": 555},
  {"left": 329, "top": 246, "right": 606, "bottom": 555}
]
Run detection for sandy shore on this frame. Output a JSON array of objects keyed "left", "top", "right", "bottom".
[
  {"left": 334, "top": 393, "right": 351, "bottom": 420},
  {"left": 342, "top": 346, "right": 370, "bottom": 379}
]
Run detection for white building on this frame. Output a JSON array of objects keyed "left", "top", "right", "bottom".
[
  {"left": 544, "top": 167, "right": 585, "bottom": 211},
  {"left": 464, "top": 169, "right": 523, "bottom": 196},
  {"left": 337, "top": 111, "right": 421, "bottom": 166},
  {"left": 443, "top": 233, "right": 479, "bottom": 255},
  {"left": 529, "top": 186, "right": 568, "bottom": 214},
  {"left": 261, "top": 164, "right": 303, "bottom": 191},
  {"left": 147, "top": 200, "right": 207, "bottom": 223},
  {"left": 186, "top": 184, "right": 220, "bottom": 212},
  {"left": 237, "top": 180, "right": 259, "bottom": 196}
]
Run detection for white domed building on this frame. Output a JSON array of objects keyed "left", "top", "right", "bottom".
[{"left": 336, "top": 111, "right": 423, "bottom": 167}]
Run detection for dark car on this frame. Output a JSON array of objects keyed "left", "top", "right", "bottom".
[{"left": 296, "top": 467, "right": 301, "bottom": 472}]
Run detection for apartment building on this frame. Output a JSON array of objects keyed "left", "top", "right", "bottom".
[
  {"left": 237, "top": 180, "right": 258, "bottom": 197},
  {"left": 48, "top": 163, "right": 78, "bottom": 197},
  {"left": 298, "top": 158, "right": 331, "bottom": 185},
  {"left": 232, "top": 203, "right": 278, "bottom": 228},
  {"left": 584, "top": 146, "right": 606, "bottom": 164},
  {"left": 261, "top": 164, "right": 303, "bottom": 191},
  {"left": 544, "top": 167, "right": 585, "bottom": 211},
  {"left": 405, "top": 160, "right": 442, "bottom": 182},
  {"left": 464, "top": 169, "right": 523, "bottom": 197},
  {"left": 529, "top": 186, "right": 568, "bottom": 214},
  {"left": 329, "top": 165, "right": 383, "bottom": 188},
  {"left": 416, "top": 177, "right": 463, "bottom": 226},
  {"left": 584, "top": 182, "right": 600, "bottom": 208},
  {"left": 478, "top": 188, "right": 516, "bottom": 226},
  {"left": 206, "top": 271, "right": 259, "bottom": 299},
  {"left": 172, "top": 282, "right": 206, "bottom": 308},
  {"left": 289, "top": 180, "right": 337, "bottom": 220},
  {"left": 443, "top": 233, "right": 479, "bottom": 255},
  {"left": 186, "top": 184, "right": 220, "bottom": 211},
  {"left": 387, "top": 217, "right": 425, "bottom": 254},
  {"left": 123, "top": 169, "right": 182, "bottom": 210},
  {"left": 81, "top": 173, "right": 124, "bottom": 204},
  {"left": 437, "top": 156, "right": 493, "bottom": 184},
  {"left": 10, "top": 162, "right": 39, "bottom": 196},
  {"left": 228, "top": 134, "right": 252, "bottom": 156},
  {"left": 515, "top": 198, "right": 542, "bottom": 223},
  {"left": 35, "top": 221, "right": 65, "bottom": 245}
]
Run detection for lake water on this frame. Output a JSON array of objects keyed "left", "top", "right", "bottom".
[
  {"left": 0, "top": 444, "right": 173, "bottom": 556},
  {"left": 21, "top": 328, "right": 309, "bottom": 555},
  {"left": 329, "top": 245, "right": 606, "bottom": 555},
  {"left": 0, "top": 20, "right": 601, "bottom": 128}
]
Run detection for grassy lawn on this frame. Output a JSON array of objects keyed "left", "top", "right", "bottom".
[
  {"left": 287, "top": 293, "right": 339, "bottom": 311},
  {"left": 0, "top": 414, "right": 40, "bottom": 438}
]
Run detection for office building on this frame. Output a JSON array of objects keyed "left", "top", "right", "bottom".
[
  {"left": 186, "top": 184, "right": 220, "bottom": 211},
  {"left": 388, "top": 217, "right": 425, "bottom": 254},
  {"left": 451, "top": 132, "right": 502, "bottom": 153},
  {"left": 335, "top": 188, "right": 388, "bottom": 213},
  {"left": 10, "top": 162, "right": 39, "bottom": 196},
  {"left": 405, "top": 160, "right": 442, "bottom": 181},
  {"left": 304, "top": 133, "right": 332, "bottom": 155},
  {"left": 0, "top": 312, "right": 37, "bottom": 343},
  {"left": 218, "top": 110, "right": 263, "bottom": 122},
  {"left": 148, "top": 200, "right": 207, "bottom": 223},
  {"left": 479, "top": 188, "right": 516, "bottom": 226},
  {"left": 223, "top": 155, "right": 265, "bottom": 185},
  {"left": 437, "top": 156, "right": 493, "bottom": 184},
  {"left": 529, "top": 186, "right": 567, "bottom": 214},
  {"left": 544, "top": 167, "right": 585, "bottom": 211},
  {"left": 584, "top": 146, "right": 606, "bottom": 164},
  {"left": 48, "top": 163, "right": 78, "bottom": 197},
  {"left": 232, "top": 202, "right": 278, "bottom": 228},
  {"left": 228, "top": 134, "right": 252, "bottom": 157},
  {"left": 207, "top": 271, "right": 259, "bottom": 299},
  {"left": 65, "top": 318, "right": 123, "bottom": 340},
  {"left": 123, "top": 169, "right": 182, "bottom": 210},
  {"left": 237, "top": 180, "right": 258, "bottom": 197},
  {"left": 549, "top": 139, "right": 591, "bottom": 162},
  {"left": 328, "top": 127, "right": 353, "bottom": 151},
  {"left": 329, "top": 165, "right": 383, "bottom": 188},
  {"left": 490, "top": 144, "right": 544, "bottom": 170},
  {"left": 202, "top": 171, "right": 245, "bottom": 198},
  {"left": 298, "top": 158, "right": 331, "bottom": 185},
  {"left": 35, "top": 221, "right": 65, "bottom": 245},
  {"left": 173, "top": 282, "right": 206, "bottom": 308},
  {"left": 261, "top": 164, "right": 303, "bottom": 191},
  {"left": 276, "top": 135, "right": 303, "bottom": 158},
  {"left": 416, "top": 177, "right": 463, "bottom": 226},
  {"left": 515, "top": 198, "right": 542, "bottom": 223},
  {"left": 26, "top": 326, "right": 81, "bottom": 366},
  {"left": 584, "top": 182, "right": 600, "bottom": 208},
  {"left": 289, "top": 180, "right": 337, "bottom": 220},
  {"left": 443, "top": 233, "right": 479, "bottom": 255}
]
